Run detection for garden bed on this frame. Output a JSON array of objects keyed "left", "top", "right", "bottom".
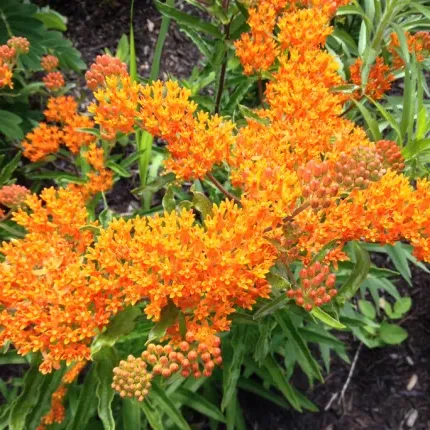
[{"left": 19, "top": 1, "right": 430, "bottom": 428}]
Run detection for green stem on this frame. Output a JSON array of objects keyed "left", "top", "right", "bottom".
[{"left": 369, "top": 0, "right": 399, "bottom": 52}]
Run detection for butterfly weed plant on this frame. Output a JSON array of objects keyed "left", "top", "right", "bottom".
[{"left": 0, "top": 0, "right": 430, "bottom": 428}]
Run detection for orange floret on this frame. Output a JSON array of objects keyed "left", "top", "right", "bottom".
[
  {"left": 0, "top": 64, "right": 13, "bottom": 88},
  {"left": 22, "top": 123, "right": 63, "bottom": 161},
  {"left": 41, "top": 54, "right": 59, "bottom": 72},
  {"left": 44, "top": 96, "right": 78, "bottom": 123},
  {"left": 43, "top": 71, "right": 65, "bottom": 91},
  {"left": 86, "top": 54, "right": 128, "bottom": 90},
  {"left": 138, "top": 80, "right": 235, "bottom": 180},
  {"left": 350, "top": 57, "right": 395, "bottom": 100},
  {"left": 88, "top": 75, "right": 139, "bottom": 139},
  {"left": 7, "top": 36, "right": 30, "bottom": 54}
]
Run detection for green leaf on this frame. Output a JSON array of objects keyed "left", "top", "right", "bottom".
[
  {"left": 237, "top": 378, "right": 290, "bottom": 409},
  {"left": 266, "top": 272, "right": 290, "bottom": 290},
  {"left": 34, "top": 10, "right": 67, "bottom": 31},
  {"left": 140, "top": 399, "right": 163, "bottom": 430},
  {"left": 263, "top": 355, "right": 301, "bottom": 411},
  {"left": 151, "top": 382, "right": 191, "bottom": 430},
  {"left": 298, "top": 328, "right": 345, "bottom": 349},
  {"left": 275, "top": 313, "right": 323, "bottom": 382},
  {"left": 358, "top": 300, "right": 376, "bottom": 319},
  {"left": 0, "top": 111, "right": 23, "bottom": 140},
  {"left": 172, "top": 388, "right": 226, "bottom": 422},
  {"left": 146, "top": 300, "right": 179, "bottom": 344},
  {"left": 254, "top": 317, "right": 275, "bottom": 365},
  {"left": 94, "top": 347, "right": 117, "bottom": 430},
  {"left": 115, "top": 34, "right": 130, "bottom": 62},
  {"left": 253, "top": 294, "right": 289, "bottom": 320},
  {"left": 91, "top": 307, "right": 142, "bottom": 356},
  {"left": 26, "top": 171, "right": 87, "bottom": 184},
  {"left": 394, "top": 297, "right": 412, "bottom": 316},
  {"left": 379, "top": 322, "right": 408, "bottom": 345},
  {"left": 9, "top": 355, "right": 44, "bottom": 430},
  {"left": 179, "top": 27, "right": 212, "bottom": 60},
  {"left": 66, "top": 365, "right": 98, "bottom": 430},
  {"left": 337, "top": 242, "right": 371, "bottom": 301},
  {"left": 162, "top": 185, "right": 176, "bottom": 213},
  {"left": 0, "top": 152, "right": 21, "bottom": 186},
  {"left": 123, "top": 399, "right": 141, "bottom": 430},
  {"left": 225, "top": 79, "right": 256, "bottom": 113},
  {"left": 310, "top": 240, "right": 339, "bottom": 265},
  {"left": 311, "top": 308, "right": 346, "bottom": 329},
  {"left": 132, "top": 172, "right": 176, "bottom": 197},
  {"left": 238, "top": 104, "right": 270, "bottom": 125},
  {"left": 222, "top": 326, "right": 248, "bottom": 411},
  {"left": 154, "top": 0, "right": 222, "bottom": 38},
  {"left": 225, "top": 389, "right": 244, "bottom": 430},
  {"left": 191, "top": 189, "right": 213, "bottom": 219},
  {"left": 351, "top": 100, "right": 381, "bottom": 141},
  {"left": 106, "top": 160, "right": 131, "bottom": 178},
  {"left": 385, "top": 242, "right": 412, "bottom": 285}
]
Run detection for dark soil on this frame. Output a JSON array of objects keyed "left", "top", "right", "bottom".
[{"left": 25, "top": 1, "right": 430, "bottom": 428}]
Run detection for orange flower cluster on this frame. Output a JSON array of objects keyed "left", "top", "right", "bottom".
[
  {"left": 234, "top": 0, "right": 337, "bottom": 75},
  {"left": 389, "top": 31, "right": 430, "bottom": 69},
  {"left": 87, "top": 200, "right": 277, "bottom": 338},
  {"left": 43, "top": 71, "right": 65, "bottom": 91},
  {"left": 139, "top": 80, "right": 235, "bottom": 179},
  {"left": 0, "top": 188, "right": 116, "bottom": 373},
  {"left": 288, "top": 262, "right": 337, "bottom": 311},
  {"left": 40, "top": 55, "right": 65, "bottom": 91},
  {"left": 0, "top": 184, "right": 29, "bottom": 207},
  {"left": 81, "top": 143, "right": 114, "bottom": 197},
  {"left": 41, "top": 54, "right": 60, "bottom": 72},
  {"left": 38, "top": 361, "right": 87, "bottom": 430},
  {"left": 113, "top": 335, "right": 222, "bottom": 401},
  {"left": 0, "top": 36, "right": 29, "bottom": 88},
  {"left": 350, "top": 57, "right": 395, "bottom": 100},
  {"left": 23, "top": 96, "right": 96, "bottom": 160},
  {"left": 85, "top": 54, "right": 128, "bottom": 90},
  {"left": 88, "top": 75, "right": 140, "bottom": 140}
]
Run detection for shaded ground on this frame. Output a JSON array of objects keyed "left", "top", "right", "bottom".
[{"left": 28, "top": 1, "right": 430, "bottom": 428}]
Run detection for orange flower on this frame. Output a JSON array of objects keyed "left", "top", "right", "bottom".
[
  {"left": 278, "top": 7, "right": 332, "bottom": 51},
  {"left": 86, "top": 54, "right": 128, "bottom": 90},
  {"left": 41, "top": 54, "right": 59, "bottom": 72},
  {"left": 0, "top": 45, "right": 16, "bottom": 65},
  {"left": 389, "top": 31, "right": 430, "bottom": 69},
  {"left": 7, "top": 36, "right": 30, "bottom": 54},
  {"left": 138, "top": 80, "right": 235, "bottom": 179},
  {"left": 88, "top": 75, "right": 139, "bottom": 139},
  {"left": 0, "top": 185, "right": 30, "bottom": 207},
  {"left": 44, "top": 96, "right": 78, "bottom": 123},
  {"left": 87, "top": 201, "right": 277, "bottom": 339},
  {"left": 350, "top": 57, "right": 394, "bottom": 100},
  {"left": 43, "top": 71, "right": 65, "bottom": 91},
  {"left": 0, "top": 188, "right": 119, "bottom": 373},
  {"left": 0, "top": 64, "right": 13, "bottom": 89},
  {"left": 22, "top": 123, "right": 63, "bottom": 161},
  {"left": 62, "top": 114, "right": 97, "bottom": 154}
]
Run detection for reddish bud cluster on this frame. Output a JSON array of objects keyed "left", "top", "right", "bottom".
[
  {"left": 287, "top": 262, "right": 337, "bottom": 311},
  {"left": 41, "top": 55, "right": 59, "bottom": 72},
  {"left": 7, "top": 37, "right": 30, "bottom": 55},
  {"left": 112, "top": 332, "right": 222, "bottom": 402},
  {"left": 0, "top": 185, "right": 29, "bottom": 207},
  {"left": 43, "top": 71, "right": 65, "bottom": 91},
  {"left": 298, "top": 160, "right": 339, "bottom": 210},
  {"left": 334, "top": 147, "right": 386, "bottom": 191},
  {"left": 376, "top": 140, "right": 405, "bottom": 172},
  {"left": 85, "top": 55, "right": 128, "bottom": 91},
  {"left": 112, "top": 355, "right": 153, "bottom": 402},
  {"left": 0, "top": 45, "right": 16, "bottom": 65}
]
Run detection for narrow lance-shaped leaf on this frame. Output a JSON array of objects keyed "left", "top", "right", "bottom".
[
  {"left": 222, "top": 325, "right": 248, "bottom": 411},
  {"left": 337, "top": 242, "right": 370, "bottom": 302}
]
